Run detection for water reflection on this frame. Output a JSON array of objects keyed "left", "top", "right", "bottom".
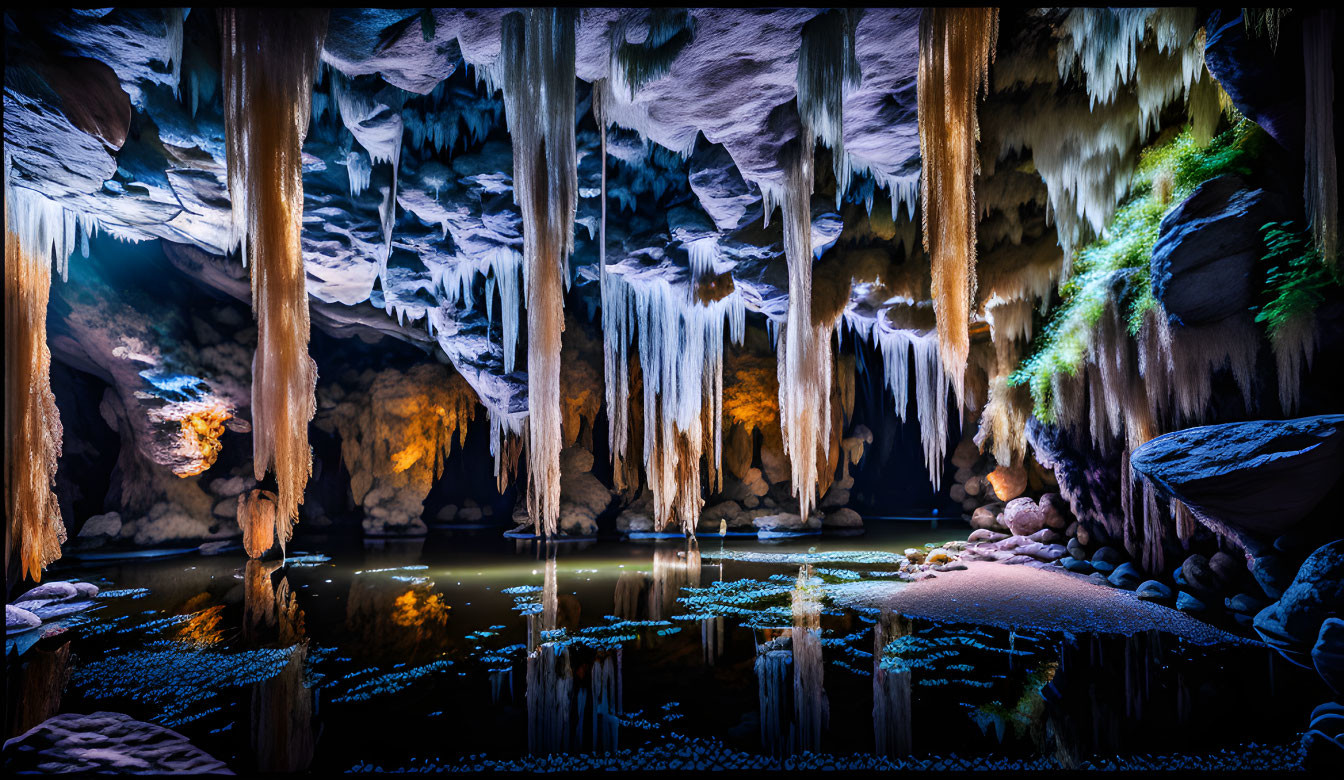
[
  {"left": 791, "top": 565, "right": 828, "bottom": 753},
  {"left": 753, "top": 565, "right": 830, "bottom": 757},
  {"left": 873, "top": 611, "right": 914, "bottom": 756},
  {"left": 242, "top": 559, "right": 317, "bottom": 773}
]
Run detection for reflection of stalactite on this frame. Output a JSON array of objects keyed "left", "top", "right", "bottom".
[
  {"left": 701, "top": 616, "right": 725, "bottom": 665},
  {"left": 754, "top": 638, "right": 792, "bottom": 757},
  {"left": 613, "top": 570, "right": 649, "bottom": 621},
  {"left": 4, "top": 221, "right": 65, "bottom": 583},
  {"left": 250, "top": 644, "right": 316, "bottom": 773},
  {"left": 591, "top": 648, "right": 622, "bottom": 752},
  {"left": 918, "top": 8, "right": 999, "bottom": 408},
  {"left": 791, "top": 565, "right": 828, "bottom": 753},
  {"left": 218, "top": 10, "right": 328, "bottom": 551},
  {"left": 487, "top": 10, "right": 578, "bottom": 537},
  {"left": 873, "top": 611, "right": 913, "bottom": 756},
  {"left": 649, "top": 542, "right": 700, "bottom": 621},
  {"left": 526, "top": 643, "right": 573, "bottom": 754}
]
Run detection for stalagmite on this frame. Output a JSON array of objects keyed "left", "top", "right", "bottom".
[
  {"left": 1303, "top": 11, "right": 1337, "bottom": 264},
  {"left": 918, "top": 8, "right": 998, "bottom": 409},
  {"left": 4, "top": 194, "right": 67, "bottom": 583},
  {"left": 486, "top": 10, "right": 578, "bottom": 536},
  {"left": 218, "top": 9, "right": 328, "bottom": 553}
]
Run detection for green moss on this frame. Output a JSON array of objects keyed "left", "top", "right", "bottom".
[
  {"left": 1255, "top": 221, "right": 1343, "bottom": 337},
  {"left": 1009, "top": 116, "right": 1262, "bottom": 423}
]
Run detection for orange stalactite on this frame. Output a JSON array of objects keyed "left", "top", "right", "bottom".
[
  {"left": 218, "top": 9, "right": 328, "bottom": 554},
  {"left": 5, "top": 226, "right": 66, "bottom": 584},
  {"left": 918, "top": 7, "right": 999, "bottom": 411}
]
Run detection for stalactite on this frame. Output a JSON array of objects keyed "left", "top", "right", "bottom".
[
  {"left": 844, "top": 308, "right": 951, "bottom": 489},
  {"left": 487, "top": 9, "right": 578, "bottom": 536},
  {"left": 4, "top": 211, "right": 66, "bottom": 583},
  {"left": 602, "top": 271, "right": 744, "bottom": 533},
  {"left": 772, "top": 139, "right": 835, "bottom": 522},
  {"left": 237, "top": 488, "right": 278, "bottom": 560},
  {"left": 1140, "top": 479, "right": 1164, "bottom": 574},
  {"left": 1173, "top": 499, "right": 1196, "bottom": 545},
  {"left": 918, "top": 7, "right": 998, "bottom": 409},
  {"left": 219, "top": 9, "right": 327, "bottom": 554},
  {"left": 1303, "top": 11, "right": 1338, "bottom": 264},
  {"left": 1268, "top": 314, "right": 1318, "bottom": 415},
  {"left": 797, "top": 9, "right": 862, "bottom": 206}
]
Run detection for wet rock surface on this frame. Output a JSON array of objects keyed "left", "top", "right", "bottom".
[{"left": 3, "top": 711, "right": 232, "bottom": 774}]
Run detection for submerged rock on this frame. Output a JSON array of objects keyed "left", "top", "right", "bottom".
[
  {"left": 1314, "top": 618, "right": 1344, "bottom": 697},
  {"left": 7, "top": 605, "right": 42, "bottom": 632},
  {"left": 3, "top": 711, "right": 233, "bottom": 774},
  {"left": 1107, "top": 562, "right": 1145, "bottom": 590},
  {"left": 823, "top": 508, "right": 862, "bottom": 528}
]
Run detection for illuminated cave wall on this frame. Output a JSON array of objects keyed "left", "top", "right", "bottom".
[{"left": 4, "top": 8, "right": 1340, "bottom": 586}]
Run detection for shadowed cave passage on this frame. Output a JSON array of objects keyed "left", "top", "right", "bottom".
[{"left": 4, "top": 6, "right": 1342, "bottom": 775}]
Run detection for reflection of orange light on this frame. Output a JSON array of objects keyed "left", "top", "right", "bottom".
[
  {"left": 391, "top": 589, "right": 450, "bottom": 629},
  {"left": 178, "top": 604, "right": 226, "bottom": 646},
  {"left": 174, "top": 406, "right": 232, "bottom": 477}
]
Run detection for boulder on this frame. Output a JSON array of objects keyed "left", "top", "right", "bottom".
[
  {"left": 436, "top": 504, "right": 459, "bottom": 522},
  {"left": 1039, "top": 493, "right": 1071, "bottom": 529},
  {"left": 1136, "top": 580, "right": 1174, "bottom": 601},
  {"left": 1225, "top": 592, "right": 1269, "bottom": 616},
  {"left": 1203, "top": 9, "right": 1304, "bottom": 153},
  {"left": 1254, "top": 541, "right": 1344, "bottom": 657},
  {"left": 968, "top": 529, "right": 1007, "bottom": 543},
  {"left": 1177, "top": 590, "right": 1208, "bottom": 613},
  {"left": 926, "top": 548, "right": 954, "bottom": 565},
  {"left": 1250, "top": 554, "right": 1296, "bottom": 600},
  {"left": 1066, "top": 537, "right": 1087, "bottom": 561},
  {"left": 1029, "top": 528, "right": 1063, "bottom": 545},
  {"left": 1150, "top": 175, "right": 1286, "bottom": 327},
  {"left": 823, "top": 508, "right": 863, "bottom": 528},
  {"left": 458, "top": 506, "right": 484, "bottom": 523},
  {"left": 7, "top": 605, "right": 42, "bottom": 632},
  {"left": 1002, "top": 497, "right": 1046, "bottom": 537},
  {"left": 1314, "top": 618, "right": 1344, "bottom": 698},
  {"left": 1130, "top": 415, "right": 1344, "bottom": 551},
  {"left": 16, "top": 582, "right": 79, "bottom": 603},
  {"left": 1209, "top": 550, "right": 1245, "bottom": 587},
  {"left": 1108, "top": 562, "right": 1145, "bottom": 590},
  {"left": 986, "top": 463, "right": 1027, "bottom": 501},
  {"left": 1180, "top": 554, "right": 1220, "bottom": 597},
  {"left": 969, "top": 502, "right": 1006, "bottom": 532},
  {"left": 752, "top": 513, "right": 820, "bottom": 532},
  {"left": 1061, "top": 557, "right": 1094, "bottom": 575},
  {"left": 1091, "top": 546, "right": 1125, "bottom": 566},
  {"left": 79, "top": 511, "right": 123, "bottom": 538},
  {"left": 3, "top": 711, "right": 232, "bottom": 774}
]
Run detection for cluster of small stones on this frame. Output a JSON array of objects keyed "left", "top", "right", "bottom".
[
  {"left": 947, "top": 462, "right": 1276, "bottom": 627},
  {"left": 948, "top": 434, "right": 1056, "bottom": 526}
]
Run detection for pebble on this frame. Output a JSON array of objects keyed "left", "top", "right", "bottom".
[{"left": 1136, "top": 580, "right": 1173, "bottom": 601}]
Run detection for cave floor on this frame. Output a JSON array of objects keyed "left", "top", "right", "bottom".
[{"left": 10, "top": 521, "right": 1313, "bottom": 772}]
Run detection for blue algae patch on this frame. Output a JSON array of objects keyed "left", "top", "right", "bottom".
[
  {"left": 499, "top": 585, "right": 542, "bottom": 594},
  {"left": 71, "top": 644, "right": 301, "bottom": 725},
  {"left": 96, "top": 588, "right": 151, "bottom": 600},
  {"left": 330, "top": 659, "right": 455, "bottom": 703},
  {"left": 354, "top": 565, "right": 429, "bottom": 575}
]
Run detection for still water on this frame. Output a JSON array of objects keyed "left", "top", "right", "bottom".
[{"left": 27, "top": 522, "right": 1313, "bottom": 772}]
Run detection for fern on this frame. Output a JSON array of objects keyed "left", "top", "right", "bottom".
[{"left": 1255, "top": 221, "right": 1341, "bottom": 337}]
